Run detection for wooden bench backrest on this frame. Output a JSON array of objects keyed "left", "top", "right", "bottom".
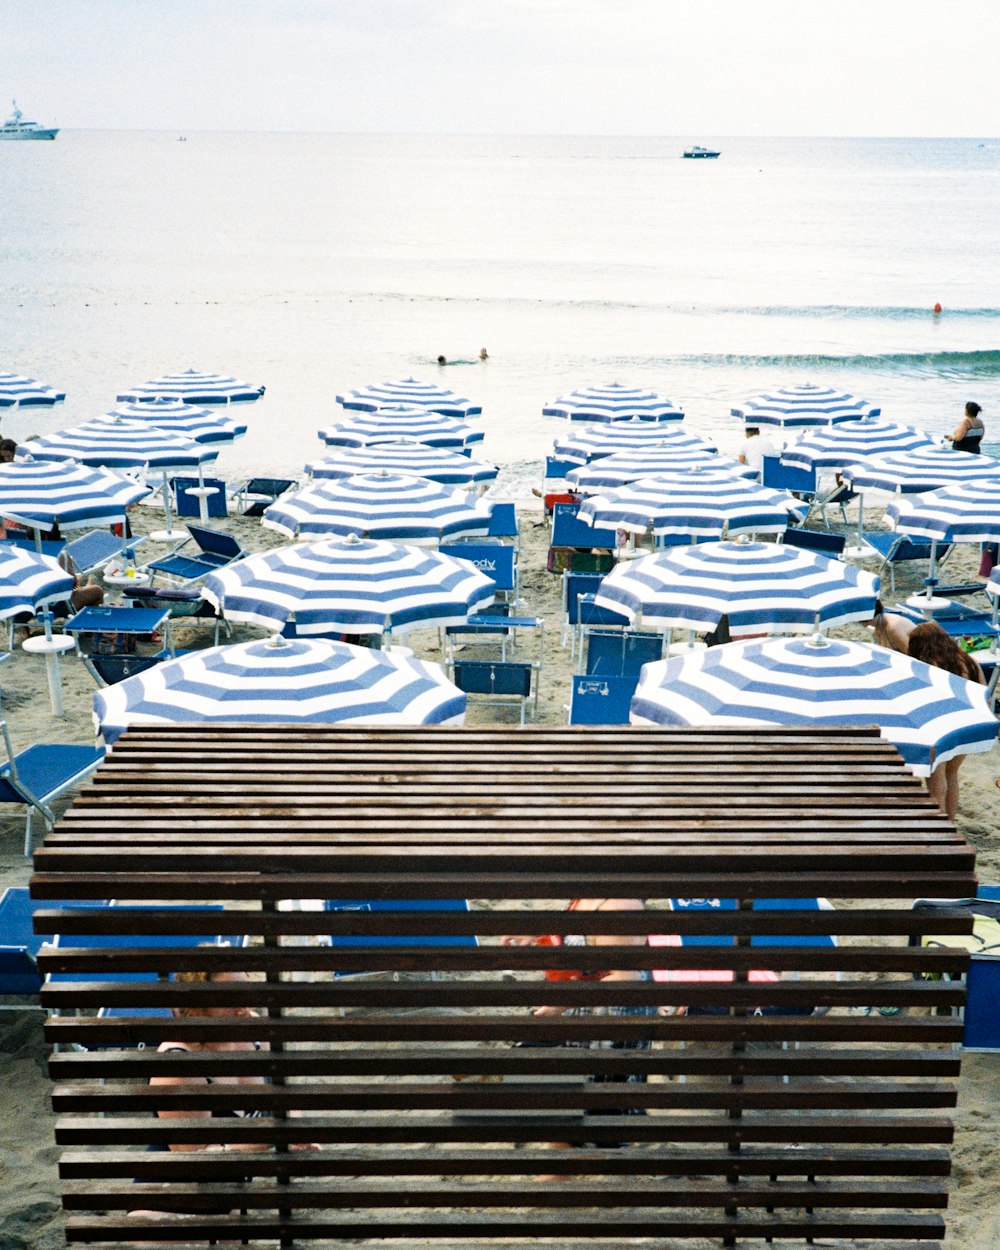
[{"left": 34, "top": 725, "right": 971, "bottom": 1248}]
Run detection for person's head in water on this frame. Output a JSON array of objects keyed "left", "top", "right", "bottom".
[
  {"left": 479, "top": 347, "right": 488, "bottom": 360},
  {"left": 437, "top": 355, "right": 447, "bottom": 366},
  {"left": 966, "top": 402, "right": 983, "bottom": 420}
]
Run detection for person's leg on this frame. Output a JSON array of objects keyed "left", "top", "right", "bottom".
[
  {"left": 70, "top": 580, "right": 104, "bottom": 611},
  {"left": 925, "top": 765, "right": 948, "bottom": 814},
  {"left": 943, "top": 758, "right": 965, "bottom": 822}
]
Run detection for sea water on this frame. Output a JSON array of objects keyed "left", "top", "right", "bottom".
[{"left": 1, "top": 132, "right": 998, "bottom": 494}]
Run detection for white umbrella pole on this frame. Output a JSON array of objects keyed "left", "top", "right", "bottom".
[
  {"left": 907, "top": 539, "right": 951, "bottom": 612},
  {"left": 150, "top": 470, "right": 181, "bottom": 542},
  {"left": 844, "top": 489, "right": 868, "bottom": 560}
]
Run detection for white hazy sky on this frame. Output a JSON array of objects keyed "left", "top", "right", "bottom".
[{"left": 5, "top": 0, "right": 999, "bottom": 135}]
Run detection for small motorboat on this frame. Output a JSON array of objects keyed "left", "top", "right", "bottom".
[{"left": 683, "top": 146, "right": 720, "bottom": 159}]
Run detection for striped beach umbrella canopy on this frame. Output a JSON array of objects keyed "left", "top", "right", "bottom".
[
  {"left": 553, "top": 424, "right": 716, "bottom": 466},
  {"left": 306, "top": 440, "right": 497, "bottom": 487},
  {"left": 262, "top": 472, "right": 493, "bottom": 544},
  {"left": 0, "top": 371, "right": 65, "bottom": 408},
  {"left": 567, "top": 448, "right": 754, "bottom": 493},
  {"left": 202, "top": 535, "right": 495, "bottom": 638},
  {"left": 732, "top": 384, "right": 880, "bottom": 430},
  {"left": 107, "top": 398, "right": 247, "bottom": 444},
  {"left": 631, "top": 635, "right": 997, "bottom": 776},
  {"left": 594, "top": 540, "right": 879, "bottom": 636},
  {"left": 841, "top": 445, "right": 1000, "bottom": 494},
  {"left": 318, "top": 406, "right": 485, "bottom": 450},
  {"left": 0, "top": 460, "right": 149, "bottom": 534},
  {"left": 93, "top": 636, "right": 466, "bottom": 746},
  {"left": 885, "top": 479, "right": 1000, "bottom": 605},
  {"left": 780, "top": 419, "right": 935, "bottom": 472},
  {"left": 117, "top": 369, "right": 265, "bottom": 405},
  {"left": 21, "top": 417, "right": 218, "bottom": 472},
  {"left": 337, "top": 377, "right": 481, "bottom": 418},
  {"left": 544, "top": 382, "right": 684, "bottom": 423},
  {"left": 578, "top": 470, "right": 805, "bottom": 540},
  {"left": 887, "top": 479, "right": 1000, "bottom": 543},
  {"left": 0, "top": 547, "right": 73, "bottom": 621}
]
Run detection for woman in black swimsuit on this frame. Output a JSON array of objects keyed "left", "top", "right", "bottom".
[{"left": 948, "top": 401, "right": 985, "bottom": 453}]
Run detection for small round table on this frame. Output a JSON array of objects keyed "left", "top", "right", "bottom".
[
  {"left": 185, "top": 485, "right": 220, "bottom": 523},
  {"left": 22, "top": 633, "right": 76, "bottom": 717}
]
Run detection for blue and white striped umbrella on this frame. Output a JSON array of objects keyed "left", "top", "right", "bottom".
[
  {"left": 631, "top": 636, "right": 997, "bottom": 776},
  {"left": 306, "top": 440, "right": 497, "bottom": 486},
  {"left": 117, "top": 369, "right": 265, "bottom": 405},
  {"left": 202, "top": 536, "right": 495, "bottom": 637},
  {"left": 595, "top": 540, "right": 879, "bottom": 635},
  {"left": 567, "top": 448, "right": 755, "bottom": 492},
  {"left": 0, "top": 461, "right": 149, "bottom": 534},
  {"left": 884, "top": 479, "right": 1000, "bottom": 602},
  {"left": 319, "top": 405, "right": 485, "bottom": 450},
  {"left": 21, "top": 416, "right": 218, "bottom": 471},
  {"left": 578, "top": 470, "right": 804, "bottom": 539},
  {"left": 107, "top": 398, "right": 247, "bottom": 444},
  {"left": 887, "top": 479, "right": 1000, "bottom": 543},
  {"left": 553, "top": 424, "right": 716, "bottom": 465},
  {"left": 262, "top": 472, "right": 493, "bottom": 544},
  {"left": 841, "top": 445, "right": 1000, "bottom": 493},
  {"left": 732, "top": 384, "right": 880, "bottom": 430},
  {"left": 0, "top": 371, "right": 65, "bottom": 408},
  {"left": 93, "top": 636, "right": 466, "bottom": 745},
  {"left": 337, "top": 377, "right": 481, "bottom": 418},
  {"left": 0, "top": 547, "right": 73, "bottom": 621},
  {"left": 543, "top": 382, "right": 684, "bottom": 423},
  {"left": 780, "top": 419, "right": 935, "bottom": 472}
]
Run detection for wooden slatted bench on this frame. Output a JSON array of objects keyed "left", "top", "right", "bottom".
[{"left": 32, "top": 725, "right": 974, "bottom": 1248}]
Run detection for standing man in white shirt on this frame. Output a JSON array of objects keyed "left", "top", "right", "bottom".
[{"left": 736, "top": 425, "right": 778, "bottom": 478}]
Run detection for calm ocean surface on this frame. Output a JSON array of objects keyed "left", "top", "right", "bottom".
[{"left": 2, "top": 132, "right": 999, "bottom": 494}]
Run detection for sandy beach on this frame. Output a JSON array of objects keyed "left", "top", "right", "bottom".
[{"left": 1, "top": 496, "right": 998, "bottom": 1250}]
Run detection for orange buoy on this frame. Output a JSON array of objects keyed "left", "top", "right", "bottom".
[{"left": 933, "top": 302, "right": 943, "bottom": 313}]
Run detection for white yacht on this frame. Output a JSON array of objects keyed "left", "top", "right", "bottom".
[{"left": 0, "top": 101, "right": 58, "bottom": 140}]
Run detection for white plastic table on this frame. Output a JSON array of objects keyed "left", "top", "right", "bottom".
[{"left": 186, "top": 485, "right": 220, "bottom": 523}]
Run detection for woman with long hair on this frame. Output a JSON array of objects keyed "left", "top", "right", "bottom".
[{"left": 906, "top": 621, "right": 985, "bottom": 819}]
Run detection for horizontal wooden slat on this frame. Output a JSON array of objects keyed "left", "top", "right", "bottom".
[
  {"left": 62, "top": 1210, "right": 949, "bottom": 1242},
  {"left": 51, "top": 1079, "right": 961, "bottom": 1114},
  {"left": 33, "top": 905, "right": 979, "bottom": 939},
  {"left": 36, "top": 943, "right": 972, "bottom": 976},
  {"left": 57, "top": 1146, "right": 953, "bottom": 1179},
  {"left": 30, "top": 869, "right": 981, "bottom": 898},
  {"left": 48, "top": 1046, "right": 962, "bottom": 1081},
  {"left": 64, "top": 1177, "right": 951, "bottom": 1209},
  {"left": 54, "top": 1113, "right": 957, "bottom": 1148}
]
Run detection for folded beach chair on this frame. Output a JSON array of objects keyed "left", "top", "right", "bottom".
[
  {"left": 452, "top": 659, "right": 535, "bottom": 723},
  {"left": 143, "top": 524, "right": 246, "bottom": 585},
  {"left": 0, "top": 720, "right": 105, "bottom": 856},
  {"left": 0, "top": 888, "right": 102, "bottom": 997},
  {"left": 567, "top": 674, "right": 639, "bottom": 725},
  {"left": 233, "top": 476, "right": 298, "bottom": 517},
  {"left": 861, "top": 532, "right": 954, "bottom": 594}
]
